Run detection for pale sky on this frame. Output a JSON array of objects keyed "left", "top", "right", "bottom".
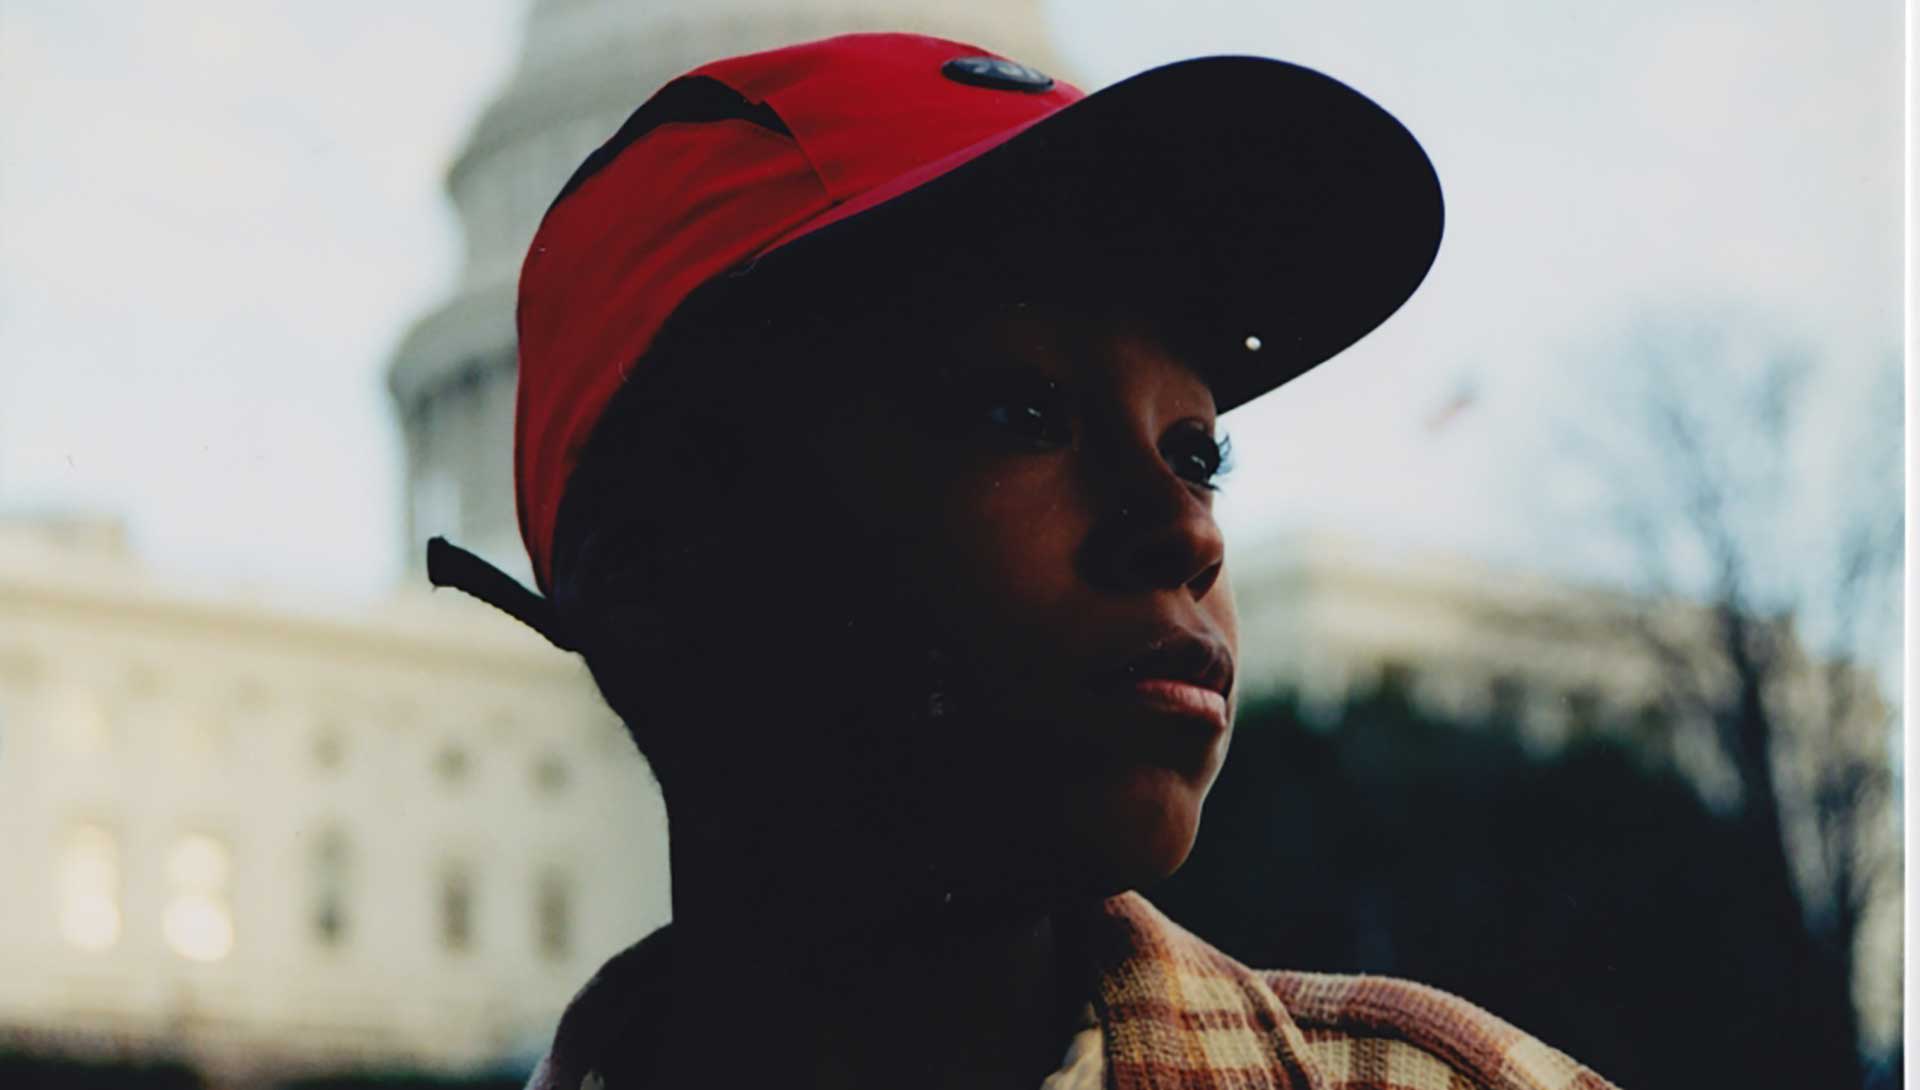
[{"left": 0, "top": 2, "right": 1903, "bottom": 662}]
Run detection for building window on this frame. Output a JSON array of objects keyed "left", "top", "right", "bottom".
[
  {"left": 163, "top": 834, "right": 235, "bottom": 962},
  {"left": 435, "top": 744, "right": 471, "bottom": 785},
  {"left": 1488, "top": 674, "right": 1528, "bottom": 726},
  {"left": 440, "top": 864, "right": 474, "bottom": 953},
  {"left": 58, "top": 824, "right": 120, "bottom": 952},
  {"left": 536, "top": 870, "right": 571, "bottom": 962},
  {"left": 312, "top": 828, "right": 351, "bottom": 949},
  {"left": 1376, "top": 659, "right": 1418, "bottom": 700},
  {"left": 313, "top": 723, "right": 347, "bottom": 771},
  {"left": 532, "top": 753, "right": 570, "bottom": 796},
  {"left": 1564, "top": 686, "right": 1604, "bottom": 736}
]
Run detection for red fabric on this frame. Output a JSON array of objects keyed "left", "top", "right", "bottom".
[
  {"left": 697, "top": 33, "right": 1082, "bottom": 202},
  {"left": 513, "top": 33, "right": 1085, "bottom": 593}
]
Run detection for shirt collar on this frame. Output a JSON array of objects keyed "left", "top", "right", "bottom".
[
  {"left": 529, "top": 891, "right": 1323, "bottom": 1090},
  {"left": 1086, "top": 891, "right": 1324, "bottom": 1090}
]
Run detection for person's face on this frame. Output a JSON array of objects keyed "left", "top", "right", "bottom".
[{"left": 748, "top": 304, "right": 1241, "bottom": 901}]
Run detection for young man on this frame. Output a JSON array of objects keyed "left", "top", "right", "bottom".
[{"left": 430, "top": 32, "right": 1618, "bottom": 1090}]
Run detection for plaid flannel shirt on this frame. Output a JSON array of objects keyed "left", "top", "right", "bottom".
[{"left": 528, "top": 891, "right": 1619, "bottom": 1090}]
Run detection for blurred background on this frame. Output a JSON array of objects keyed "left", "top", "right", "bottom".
[{"left": 0, "top": 2, "right": 1903, "bottom": 1088}]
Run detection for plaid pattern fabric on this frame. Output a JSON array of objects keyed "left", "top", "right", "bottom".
[
  {"left": 1090, "top": 893, "right": 1619, "bottom": 1090},
  {"left": 529, "top": 891, "right": 1618, "bottom": 1090}
]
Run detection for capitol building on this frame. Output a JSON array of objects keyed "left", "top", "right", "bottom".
[{"left": 0, "top": 1, "right": 1897, "bottom": 1084}]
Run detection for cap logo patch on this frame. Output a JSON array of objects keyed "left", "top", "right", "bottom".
[{"left": 942, "top": 56, "right": 1054, "bottom": 93}]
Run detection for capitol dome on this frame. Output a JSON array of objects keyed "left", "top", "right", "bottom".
[{"left": 387, "top": 0, "right": 1064, "bottom": 586}]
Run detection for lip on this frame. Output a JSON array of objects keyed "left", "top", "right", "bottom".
[
  {"left": 1087, "top": 630, "right": 1236, "bottom": 736},
  {"left": 1114, "top": 677, "right": 1230, "bottom": 730},
  {"left": 1096, "top": 631, "right": 1235, "bottom": 700}
]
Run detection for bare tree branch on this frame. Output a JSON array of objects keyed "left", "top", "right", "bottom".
[{"left": 1541, "top": 311, "right": 1902, "bottom": 1074}]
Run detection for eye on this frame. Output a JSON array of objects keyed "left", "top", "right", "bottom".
[
  {"left": 982, "top": 397, "right": 1070, "bottom": 444},
  {"left": 1163, "top": 424, "right": 1232, "bottom": 491},
  {"left": 956, "top": 369, "right": 1073, "bottom": 447}
]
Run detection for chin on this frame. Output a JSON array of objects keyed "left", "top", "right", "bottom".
[{"left": 1063, "top": 767, "right": 1209, "bottom": 895}]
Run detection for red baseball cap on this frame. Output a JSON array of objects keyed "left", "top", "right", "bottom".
[{"left": 428, "top": 31, "right": 1443, "bottom": 641}]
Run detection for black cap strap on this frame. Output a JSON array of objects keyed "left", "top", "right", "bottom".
[{"left": 426, "top": 536, "right": 581, "bottom": 653}]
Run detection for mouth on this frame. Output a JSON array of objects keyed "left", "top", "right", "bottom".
[
  {"left": 1118, "top": 677, "right": 1230, "bottom": 725},
  {"left": 1088, "top": 632, "right": 1235, "bottom": 733}
]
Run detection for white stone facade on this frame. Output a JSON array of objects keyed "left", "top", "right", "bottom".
[{"left": 0, "top": 517, "right": 668, "bottom": 1080}]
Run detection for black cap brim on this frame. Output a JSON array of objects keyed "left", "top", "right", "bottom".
[{"left": 728, "top": 54, "right": 1445, "bottom": 412}]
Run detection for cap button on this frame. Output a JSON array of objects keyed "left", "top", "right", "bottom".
[{"left": 942, "top": 56, "right": 1055, "bottom": 93}]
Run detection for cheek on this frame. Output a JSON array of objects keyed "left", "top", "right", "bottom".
[{"left": 865, "top": 459, "right": 1086, "bottom": 649}]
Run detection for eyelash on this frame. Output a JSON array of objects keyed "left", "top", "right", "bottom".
[
  {"left": 1185, "top": 431, "right": 1235, "bottom": 493},
  {"left": 1158, "top": 426, "right": 1232, "bottom": 493}
]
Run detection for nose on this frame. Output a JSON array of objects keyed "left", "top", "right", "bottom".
[{"left": 1080, "top": 444, "right": 1227, "bottom": 601}]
